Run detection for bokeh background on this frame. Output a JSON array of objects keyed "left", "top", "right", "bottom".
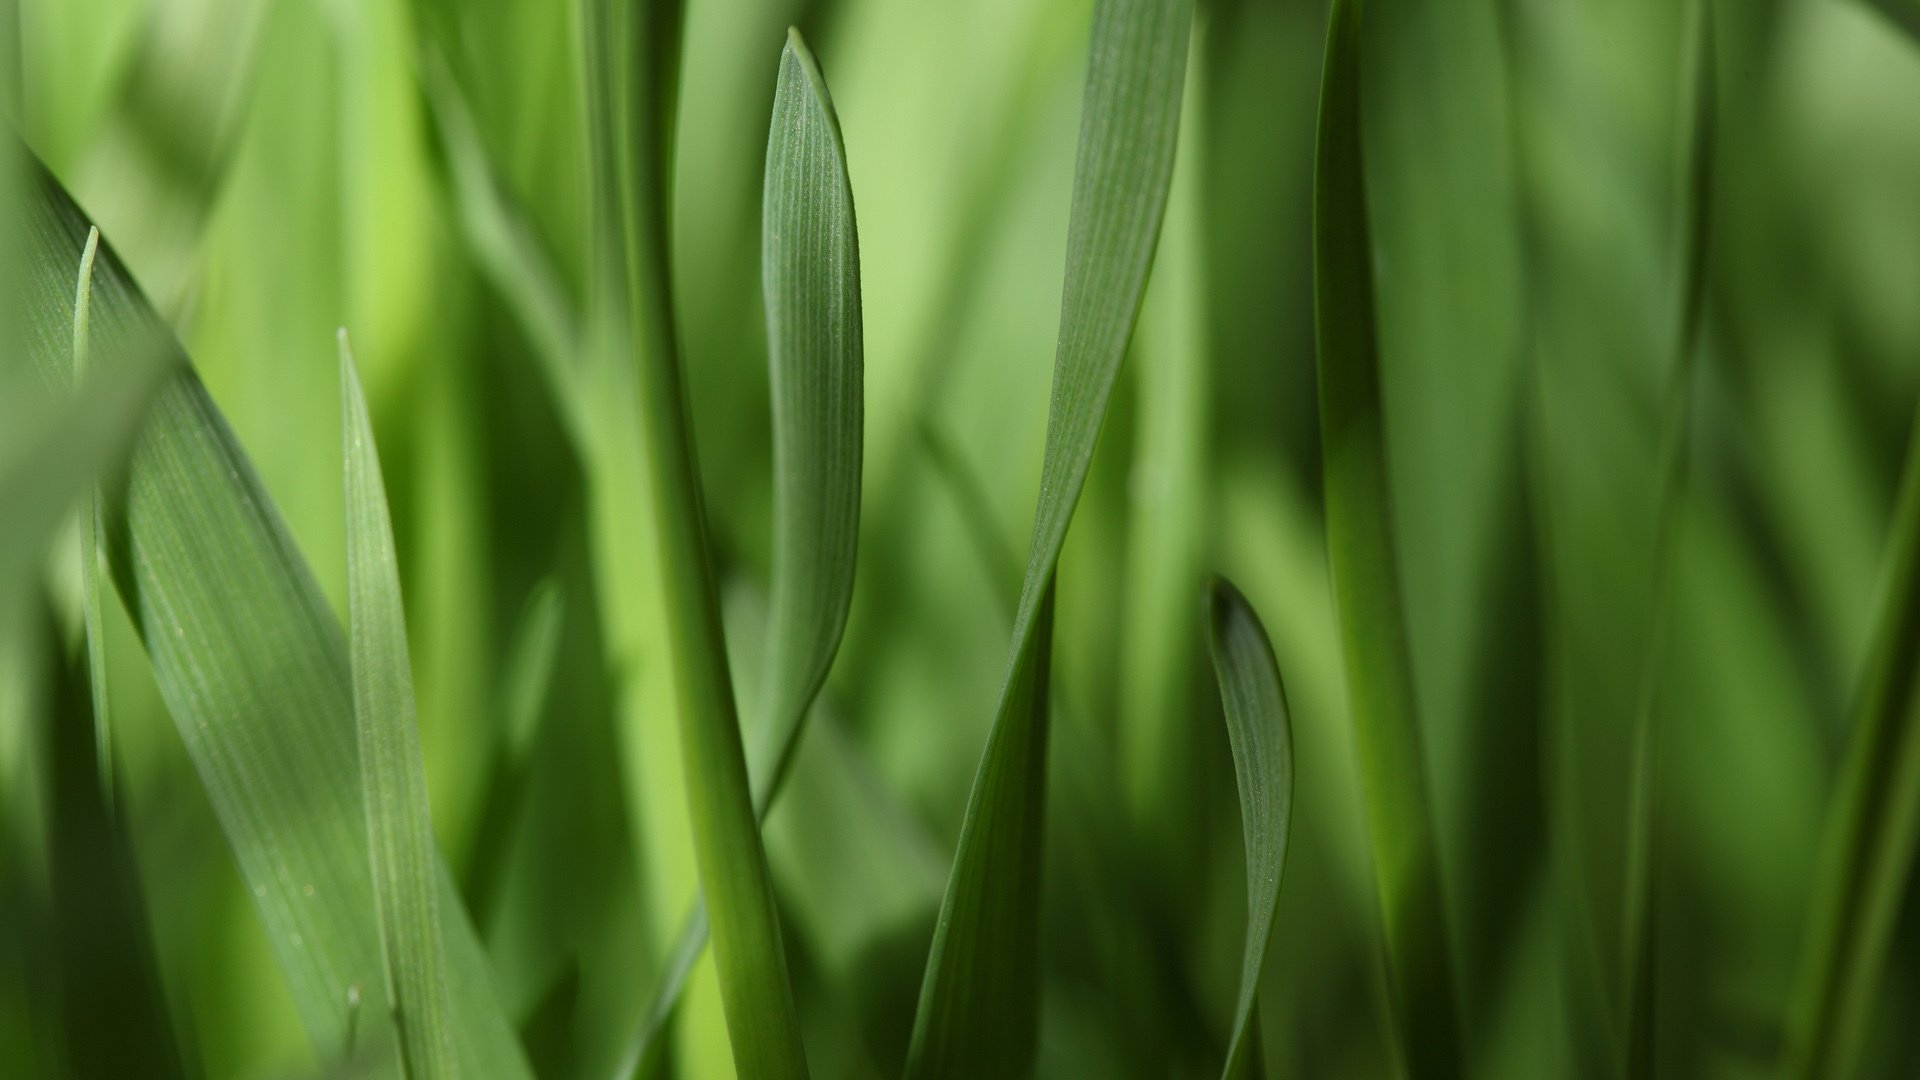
[{"left": 6, "top": 0, "right": 1920, "bottom": 1077}]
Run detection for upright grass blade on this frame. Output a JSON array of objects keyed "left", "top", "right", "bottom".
[
  {"left": 72, "top": 226, "right": 114, "bottom": 809},
  {"left": 1619, "top": 4, "right": 1715, "bottom": 1073},
  {"left": 750, "top": 28, "right": 865, "bottom": 808},
  {"left": 904, "top": 0, "right": 1193, "bottom": 1074},
  {"left": 1311, "top": 3, "right": 1463, "bottom": 1076},
  {"left": 1204, "top": 578, "right": 1296, "bottom": 1080},
  {"left": 1783, "top": 413, "right": 1920, "bottom": 1077},
  {"left": 608, "top": 30, "right": 864, "bottom": 1078},
  {"left": 340, "top": 335, "right": 458, "bottom": 1080},
  {"left": 18, "top": 160, "right": 531, "bottom": 1080},
  {"left": 580, "top": 1, "right": 809, "bottom": 1075}
]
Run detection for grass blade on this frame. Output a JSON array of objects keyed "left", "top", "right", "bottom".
[
  {"left": 1311, "top": 2, "right": 1463, "bottom": 1075},
  {"left": 905, "top": 0, "right": 1193, "bottom": 1074},
  {"left": 1783, "top": 403, "right": 1920, "bottom": 1078},
  {"left": 1205, "top": 577, "right": 1296, "bottom": 1079},
  {"left": 1619, "top": 3, "right": 1715, "bottom": 1072},
  {"left": 580, "top": 1, "right": 809, "bottom": 1074},
  {"left": 71, "top": 226, "right": 114, "bottom": 809},
  {"left": 609, "top": 29, "right": 865, "bottom": 1077},
  {"left": 906, "top": 585, "right": 1057, "bottom": 1079},
  {"left": 340, "top": 334, "right": 458, "bottom": 1080},
  {"left": 751, "top": 27, "right": 865, "bottom": 810},
  {"left": 18, "top": 159, "right": 531, "bottom": 1080}
]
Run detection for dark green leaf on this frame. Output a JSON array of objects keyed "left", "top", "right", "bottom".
[{"left": 1311, "top": 2, "right": 1462, "bottom": 1075}]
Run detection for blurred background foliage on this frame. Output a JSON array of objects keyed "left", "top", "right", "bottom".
[{"left": 5, "top": 0, "right": 1920, "bottom": 1077}]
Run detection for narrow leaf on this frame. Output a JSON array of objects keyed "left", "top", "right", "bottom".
[
  {"left": 1783, "top": 400, "right": 1920, "bottom": 1079},
  {"left": 1205, "top": 578, "right": 1296, "bottom": 1079},
  {"left": 609, "top": 29, "right": 864, "bottom": 1078},
  {"left": 73, "top": 226, "right": 114, "bottom": 810},
  {"left": 580, "top": 0, "right": 810, "bottom": 1074},
  {"left": 341, "top": 334, "right": 458, "bottom": 1080},
  {"left": 1311, "top": 2, "right": 1463, "bottom": 1076},
  {"left": 18, "top": 159, "right": 531, "bottom": 1080},
  {"left": 1620, "top": 3, "right": 1715, "bottom": 1072},
  {"left": 905, "top": 0, "right": 1194, "bottom": 1074},
  {"left": 750, "top": 27, "right": 865, "bottom": 809}
]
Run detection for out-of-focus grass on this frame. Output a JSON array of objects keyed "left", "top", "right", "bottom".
[{"left": 7, "top": 1, "right": 1920, "bottom": 1078}]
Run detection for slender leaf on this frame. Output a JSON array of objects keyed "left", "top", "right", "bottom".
[
  {"left": 341, "top": 335, "right": 458, "bottom": 1080},
  {"left": 1311, "top": 2, "right": 1463, "bottom": 1075},
  {"left": 1783, "top": 409, "right": 1920, "bottom": 1080},
  {"left": 1204, "top": 577, "right": 1296, "bottom": 1080},
  {"left": 17, "top": 158, "right": 531, "bottom": 1080},
  {"left": 580, "top": 0, "right": 809, "bottom": 1074},
  {"left": 71, "top": 226, "right": 114, "bottom": 809},
  {"left": 608, "top": 29, "right": 864, "bottom": 1079},
  {"left": 1620, "top": 3, "right": 1715, "bottom": 1072},
  {"left": 904, "top": 0, "right": 1193, "bottom": 1074},
  {"left": 500, "top": 580, "right": 564, "bottom": 770},
  {"left": 749, "top": 27, "right": 865, "bottom": 810}
]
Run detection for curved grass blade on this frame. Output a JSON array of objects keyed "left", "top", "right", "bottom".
[
  {"left": 18, "top": 159, "right": 531, "bottom": 1080},
  {"left": 1204, "top": 578, "right": 1296, "bottom": 1080},
  {"left": 607, "top": 28, "right": 863, "bottom": 1079},
  {"left": 749, "top": 27, "right": 865, "bottom": 809},
  {"left": 340, "top": 334, "right": 458, "bottom": 1080},
  {"left": 905, "top": 0, "right": 1194, "bottom": 1074},
  {"left": 72, "top": 226, "right": 115, "bottom": 809},
  {"left": 1783, "top": 411, "right": 1920, "bottom": 1079},
  {"left": 1311, "top": 3, "right": 1462, "bottom": 1075},
  {"left": 1619, "top": 3, "right": 1715, "bottom": 1073},
  {"left": 580, "top": 0, "right": 809, "bottom": 1074}
]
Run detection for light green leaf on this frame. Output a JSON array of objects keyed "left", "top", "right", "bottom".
[
  {"left": 1311, "top": 2, "right": 1462, "bottom": 1076},
  {"left": 18, "top": 157, "right": 530, "bottom": 1080},
  {"left": 905, "top": 0, "right": 1193, "bottom": 1074},
  {"left": 580, "top": 0, "right": 809, "bottom": 1074},
  {"left": 608, "top": 28, "right": 863, "bottom": 1079},
  {"left": 1204, "top": 577, "right": 1295, "bottom": 1080},
  {"left": 340, "top": 334, "right": 458, "bottom": 1080}
]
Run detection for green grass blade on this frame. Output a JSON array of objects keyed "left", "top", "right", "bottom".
[
  {"left": 18, "top": 159, "right": 531, "bottom": 1080},
  {"left": 340, "top": 334, "right": 458, "bottom": 1080},
  {"left": 751, "top": 27, "right": 865, "bottom": 808},
  {"left": 905, "top": 0, "right": 1193, "bottom": 1073},
  {"left": 608, "top": 30, "right": 864, "bottom": 1077},
  {"left": 500, "top": 580, "right": 564, "bottom": 770},
  {"left": 1311, "top": 3, "right": 1462, "bottom": 1076},
  {"left": 70, "top": 225, "right": 113, "bottom": 809},
  {"left": 1783, "top": 408, "right": 1920, "bottom": 1078},
  {"left": 580, "top": 1, "right": 809, "bottom": 1075},
  {"left": 1619, "top": 4, "right": 1715, "bottom": 1073},
  {"left": 1205, "top": 577, "right": 1296, "bottom": 1080},
  {"left": 906, "top": 584, "right": 1058, "bottom": 1080}
]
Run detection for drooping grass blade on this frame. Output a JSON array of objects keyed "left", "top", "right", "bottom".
[
  {"left": 904, "top": 0, "right": 1194, "bottom": 1074},
  {"left": 1311, "top": 2, "right": 1462, "bottom": 1075},
  {"left": 579, "top": 0, "right": 809, "bottom": 1074},
  {"left": 340, "top": 334, "right": 458, "bottom": 1080},
  {"left": 607, "top": 28, "right": 864, "bottom": 1079},
  {"left": 1619, "top": 3, "right": 1715, "bottom": 1073},
  {"left": 1205, "top": 578, "right": 1296, "bottom": 1080},
  {"left": 18, "top": 159, "right": 531, "bottom": 1080}
]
